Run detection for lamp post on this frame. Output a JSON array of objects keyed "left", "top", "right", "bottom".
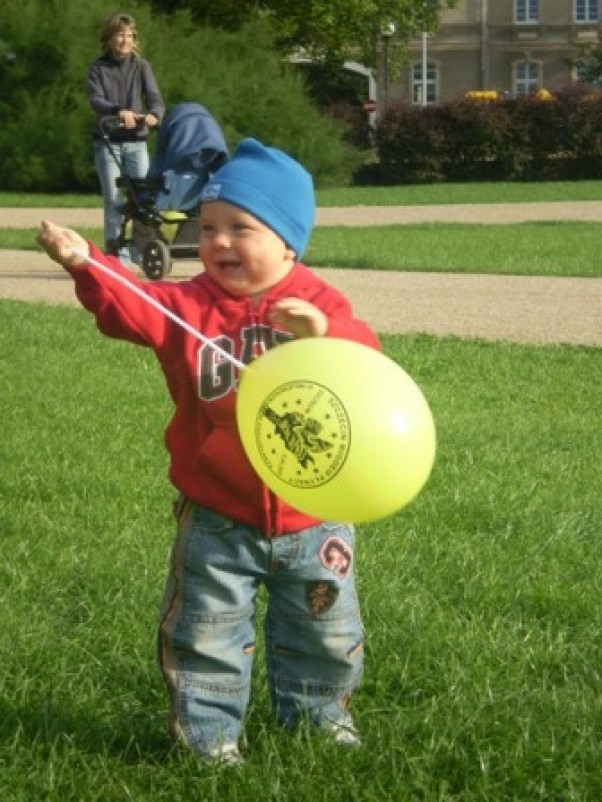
[
  {"left": 419, "top": 0, "right": 439, "bottom": 107},
  {"left": 380, "top": 21, "right": 396, "bottom": 108},
  {"left": 421, "top": 30, "right": 428, "bottom": 106},
  {"left": 420, "top": 0, "right": 435, "bottom": 107}
]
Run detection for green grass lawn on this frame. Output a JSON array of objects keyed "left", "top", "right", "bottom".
[
  {"left": 307, "top": 222, "right": 602, "bottom": 277},
  {"left": 317, "top": 179, "right": 602, "bottom": 206},
  {"left": 1, "top": 300, "right": 600, "bottom": 801},
  {"left": 2, "top": 228, "right": 102, "bottom": 252},
  {"left": 2, "top": 180, "right": 602, "bottom": 208}
]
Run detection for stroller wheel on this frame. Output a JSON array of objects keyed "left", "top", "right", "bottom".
[{"left": 142, "top": 239, "right": 171, "bottom": 280}]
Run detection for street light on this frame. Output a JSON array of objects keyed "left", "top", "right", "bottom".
[
  {"left": 421, "top": 30, "right": 428, "bottom": 107},
  {"left": 418, "top": 0, "right": 439, "bottom": 107},
  {"left": 380, "top": 21, "right": 396, "bottom": 107},
  {"left": 420, "top": 0, "right": 436, "bottom": 107}
]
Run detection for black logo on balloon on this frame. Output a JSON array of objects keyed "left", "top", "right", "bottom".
[{"left": 255, "top": 381, "right": 350, "bottom": 488}]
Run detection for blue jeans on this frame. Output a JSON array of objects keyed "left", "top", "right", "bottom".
[
  {"left": 158, "top": 502, "right": 364, "bottom": 756},
  {"left": 93, "top": 140, "right": 149, "bottom": 261}
]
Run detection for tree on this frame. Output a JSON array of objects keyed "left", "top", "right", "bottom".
[
  {"left": 148, "top": 0, "right": 457, "bottom": 68},
  {"left": 0, "top": 0, "right": 360, "bottom": 190},
  {"left": 572, "top": 45, "right": 602, "bottom": 87}
]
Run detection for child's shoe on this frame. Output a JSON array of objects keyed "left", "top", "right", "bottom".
[
  {"left": 328, "top": 721, "right": 362, "bottom": 747},
  {"left": 203, "top": 743, "right": 244, "bottom": 767},
  {"left": 320, "top": 715, "right": 362, "bottom": 748}
]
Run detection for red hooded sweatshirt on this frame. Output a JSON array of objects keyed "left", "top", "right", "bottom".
[{"left": 69, "top": 244, "right": 381, "bottom": 537}]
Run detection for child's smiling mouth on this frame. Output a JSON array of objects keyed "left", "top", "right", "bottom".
[{"left": 216, "top": 258, "right": 244, "bottom": 273}]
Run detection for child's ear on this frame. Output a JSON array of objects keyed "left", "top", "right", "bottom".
[{"left": 285, "top": 246, "right": 296, "bottom": 261}]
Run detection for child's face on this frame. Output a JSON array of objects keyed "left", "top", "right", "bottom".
[{"left": 199, "top": 201, "right": 295, "bottom": 300}]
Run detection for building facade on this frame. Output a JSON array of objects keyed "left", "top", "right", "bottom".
[{"left": 390, "top": 0, "right": 601, "bottom": 105}]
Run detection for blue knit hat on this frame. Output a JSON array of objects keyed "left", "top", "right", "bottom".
[{"left": 200, "top": 138, "right": 315, "bottom": 257}]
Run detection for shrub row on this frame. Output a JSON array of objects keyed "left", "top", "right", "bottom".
[{"left": 367, "top": 85, "right": 602, "bottom": 184}]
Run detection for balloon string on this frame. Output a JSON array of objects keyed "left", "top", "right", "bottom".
[{"left": 71, "top": 249, "right": 248, "bottom": 371}]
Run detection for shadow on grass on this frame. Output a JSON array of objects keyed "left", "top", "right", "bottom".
[{"left": 0, "top": 685, "right": 174, "bottom": 765}]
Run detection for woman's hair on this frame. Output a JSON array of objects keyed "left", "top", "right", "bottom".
[{"left": 99, "top": 12, "right": 140, "bottom": 56}]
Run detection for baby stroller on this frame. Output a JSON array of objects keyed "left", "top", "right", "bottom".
[{"left": 100, "top": 102, "right": 229, "bottom": 280}]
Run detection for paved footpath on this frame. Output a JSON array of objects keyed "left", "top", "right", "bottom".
[
  {"left": 3, "top": 200, "right": 602, "bottom": 229},
  {"left": 1, "top": 204, "right": 601, "bottom": 346}
]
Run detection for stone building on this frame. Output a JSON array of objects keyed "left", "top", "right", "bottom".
[{"left": 388, "top": 0, "right": 601, "bottom": 105}]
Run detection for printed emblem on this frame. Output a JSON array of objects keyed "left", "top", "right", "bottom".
[
  {"left": 201, "top": 183, "right": 221, "bottom": 201},
  {"left": 319, "top": 536, "right": 353, "bottom": 579},
  {"left": 306, "top": 581, "right": 339, "bottom": 615},
  {"left": 254, "top": 381, "right": 350, "bottom": 488}
]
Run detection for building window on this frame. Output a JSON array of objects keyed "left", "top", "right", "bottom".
[
  {"left": 575, "top": 0, "right": 599, "bottom": 22},
  {"left": 412, "top": 61, "right": 438, "bottom": 104},
  {"left": 516, "top": 0, "right": 539, "bottom": 23},
  {"left": 514, "top": 61, "right": 541, "bottom": 95}
]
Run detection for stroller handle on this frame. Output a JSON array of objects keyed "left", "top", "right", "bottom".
[{"left": 99, "top": 114, "right": 148, "bottom": 137}]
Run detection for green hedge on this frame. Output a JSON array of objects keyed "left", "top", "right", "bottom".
[{"left": 370, "top": 85, "right": 602, "bottom": 184}]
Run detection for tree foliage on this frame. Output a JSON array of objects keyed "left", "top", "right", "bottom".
[
  {"left": 0, "top": 0, "right": 360, "bottom": 191},
  {"left": 148, "top": 0, "right": 457, "bottom": 67},
  {"left": 573, "top": 45, "right": 602, "bottom": 87}
]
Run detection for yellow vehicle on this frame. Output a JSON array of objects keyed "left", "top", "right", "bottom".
[{"left": 465, "top": 90, "right": 500, "bottom": 101}]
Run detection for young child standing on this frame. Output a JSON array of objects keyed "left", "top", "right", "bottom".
[{"left": 37, "top": 138, "right": 381, "bottom": 765}]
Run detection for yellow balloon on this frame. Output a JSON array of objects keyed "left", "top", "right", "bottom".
[{"left": 236, "top": 338, "right": 436, "bottom": 523}]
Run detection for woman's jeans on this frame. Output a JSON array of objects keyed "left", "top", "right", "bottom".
[
  {"left": 158, "top": 502, "right": 364, "bottom": 756},
  {"left": 93, "top": 140, "right": 149, "bottom": 260}
]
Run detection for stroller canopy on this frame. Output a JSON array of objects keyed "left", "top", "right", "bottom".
[
  {"left": 147, "top": 102, "right": 228, "bottom": 180},
  {"left": 145, "top": 102, "right": 228, "bottom": 213}
]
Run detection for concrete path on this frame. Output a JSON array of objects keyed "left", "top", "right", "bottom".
[
  {"left": 1, "top": 203, "right": 600, "bottom": 346},
  {"left": 2, "top": 200, "right": 602, "bottom": 229}
]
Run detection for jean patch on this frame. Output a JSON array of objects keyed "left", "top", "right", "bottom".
[
  {"left": 319, "top": 536, "right": 353, "bottom": 578},
  {"left": 306, "top": 581, "right": 339, "bottom": 615}
]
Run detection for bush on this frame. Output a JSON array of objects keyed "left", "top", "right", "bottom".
[
  {"left": 437, "top": 98, "right": 511, "bottom": 181},
  {"left": 552, "top": 84, "right": 602, "bottom": 178},
  {"left": 372, "top": 87, "right": 602, "bottom": 184},
  {"left": 0, "top": 1, "right": 358, "bottom": 192},
  {"left": 146, "top": 17, "right": 361, "bottom": 187},
  {"left": 321, "top": 101, "right": 373, "bottom": 150},
  {"left": 374, "top": 102, "right": 447, "bottom": 183}
]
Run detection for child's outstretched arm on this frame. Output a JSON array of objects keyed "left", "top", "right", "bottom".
[{"left": 37, "top": 220, "right": 89, "bottom": 271}]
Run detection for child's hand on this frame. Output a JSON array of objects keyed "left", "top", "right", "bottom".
[
  {"left": 268, "top": 298, "right": 328, "bottom": 338},
  {"left": 37, "top": 220, "right": 89, "bottom": 270}
]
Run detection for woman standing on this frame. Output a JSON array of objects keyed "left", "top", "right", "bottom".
[{"left": 87, "top": 12, "right": 165, "bottom": 261}]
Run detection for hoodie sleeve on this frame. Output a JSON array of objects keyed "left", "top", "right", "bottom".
[
  {"left": 67, "top": 243, "right": 180, "bottom": 348},
  {"left": 290, "top": 265, "right": 382, "bottom": 351}
]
